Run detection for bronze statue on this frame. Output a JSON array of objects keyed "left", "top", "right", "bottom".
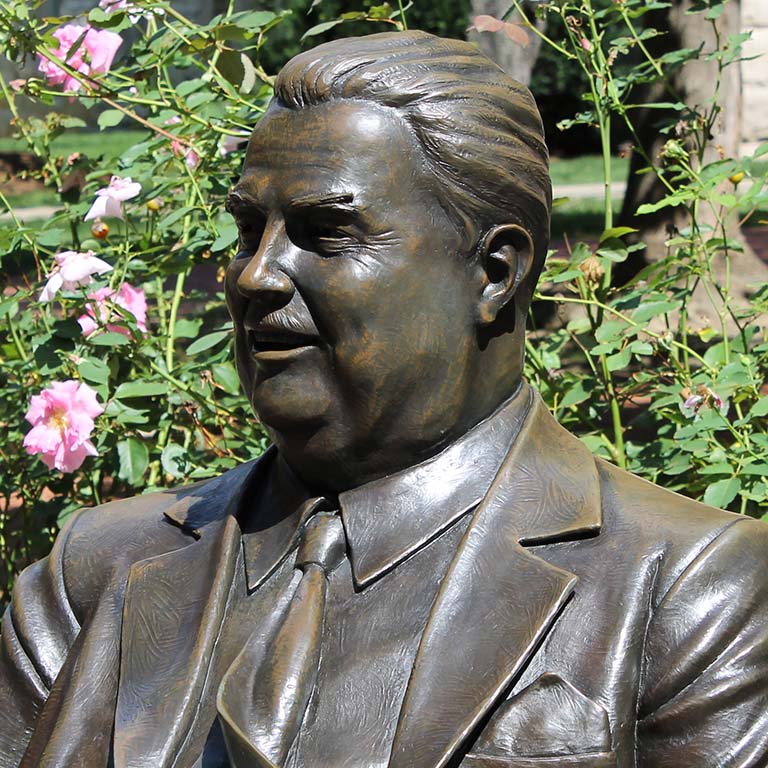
[{"left": 2, "top": 31, "right": 767, "bottom": 768}]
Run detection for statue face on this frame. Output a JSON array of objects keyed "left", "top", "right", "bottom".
[{"left": 226, "top": 100, "right": 485, "bottom": 489}]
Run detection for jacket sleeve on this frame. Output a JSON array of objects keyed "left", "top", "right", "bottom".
[
  {"left": 637, "top": 517, "right": 768, "bottom": 767},
  {"left": 0, "top": 509, "right": 84, "bottom": 768}
]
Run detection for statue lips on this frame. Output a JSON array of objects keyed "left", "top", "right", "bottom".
[{"left": 247, "top": 320, "right": 320, "bottom": 366}]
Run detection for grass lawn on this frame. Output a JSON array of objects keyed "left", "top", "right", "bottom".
[
  {"left": 550, "top": 155, "right": 630, "bottom": 187},
  {"left": 0, "top": 129, "right": 148, "bottom": 158}
]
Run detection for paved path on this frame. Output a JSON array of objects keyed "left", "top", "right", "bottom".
[{"left": 0, "top": 205, "right": 60, "bottom": 222}]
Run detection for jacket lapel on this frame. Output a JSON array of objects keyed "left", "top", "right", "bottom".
[
  {"left": 113, "top": 457, "right": 270, "bottom": 768},
  {"left": 389, "top": 391, "right": 602, "bottom": 768}
]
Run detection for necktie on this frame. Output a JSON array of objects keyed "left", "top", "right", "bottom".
[{"left": 218, "top": 502, "right": 346, "bottom": 768}]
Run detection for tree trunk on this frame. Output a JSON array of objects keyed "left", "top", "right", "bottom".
[{"left": 467, "top": 0, "right": 544, "bottom": 86}]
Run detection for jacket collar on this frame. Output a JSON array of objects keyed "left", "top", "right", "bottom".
[
  {"left": 339, "top": 382, "right": 530, "bottom": 588},
  {"left": 174, "top": 384, "right": 531, "bottom": 592},
  {"left": 162, "top": 451, "right": 270, "bottom": 537},
  {"left": 389, "top": 388, "right": 602, "bottom": 768}
]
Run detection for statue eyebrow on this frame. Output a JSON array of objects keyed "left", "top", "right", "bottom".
[
  {"left": 287, "top": 193, "right": 355, "bottom": 213},
  {"left": 226, "top": 189, "right": 262, "bottom": 214},
  {"left": 226, "top": 190, "right": 357, "bottom": 216}
]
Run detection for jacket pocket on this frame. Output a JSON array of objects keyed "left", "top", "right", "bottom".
[{"left": 466, "top": 673, "right": 613, "bottom": 762}]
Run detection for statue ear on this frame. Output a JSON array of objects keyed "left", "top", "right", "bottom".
[{"left": 476, "top": 224, "right": 535, "bottom": 326}]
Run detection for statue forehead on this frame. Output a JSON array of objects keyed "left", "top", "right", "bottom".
[{"left": 238, "top": 100, "right": 432, "bottom": 204}]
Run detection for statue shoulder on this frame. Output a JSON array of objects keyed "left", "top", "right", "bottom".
[
  {"left": 58, "top": 459, "right": 260, "bottom": 619},
  {"left": 594, "top": 457, "right": 766, "bottom": 598}
]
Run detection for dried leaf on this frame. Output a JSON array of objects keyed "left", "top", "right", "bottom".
[
  {"left": 502, "top": 22, "right": 530, "bottom": 47},
  {"left": 469, "top": 14, "right": 505, "bottom": 33}
]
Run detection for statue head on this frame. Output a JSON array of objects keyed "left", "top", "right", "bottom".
[{"left": 225, "top": 31, "right": 552, "bottom": 491}]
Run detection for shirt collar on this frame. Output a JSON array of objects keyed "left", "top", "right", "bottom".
[{"left": 339, "top": 382, "right": 532, "bottom": 588}]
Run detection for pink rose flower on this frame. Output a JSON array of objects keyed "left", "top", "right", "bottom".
[
  {"left": 37, "top": 24, "right": 122, "bottom": 93},
  {"left": 39, "top": 250, "right": 113, "bottom": 302},
  {"left": 23, "top": 380, "right": 104, "bottom": 473},
  {"left": 78, "top": 283, "right": 148, "bottom": 337},
  {"left": 170, "top": 139, "right": 200, "bottom": 170},
  {"left": 84, "top": 175, "right": 142, "bottom": 221}
]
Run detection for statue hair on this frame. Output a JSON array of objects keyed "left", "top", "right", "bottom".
[{"left": 273, "top": 31, "right": 552, "bottom": 294}]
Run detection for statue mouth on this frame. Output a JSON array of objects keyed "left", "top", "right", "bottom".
[{"left": 247, "top": 326, "right": 319, "bottom": 361}]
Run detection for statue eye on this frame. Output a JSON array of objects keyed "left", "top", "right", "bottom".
[
  {"left": 305, "top": 219, "right": 357, "bottom": 252},
  {"left": 236, "top": 216, "right": 265, "bottom": 252}
]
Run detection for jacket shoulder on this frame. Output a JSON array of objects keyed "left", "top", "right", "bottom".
[
  {"left": 59, "top": 460, "right": 259, "bottom": 619},
  {"left": 595, "top": 457, "right": 765, "bottom": 601}
]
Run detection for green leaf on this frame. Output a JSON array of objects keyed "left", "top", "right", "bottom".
[
  {"left": 629, "top": 341, "right": 654, "bottom": 356},
  {"left": 751, "top": 396, "right": 768, "bottom": 417},
  {"left": 705, "top": 2, "right": 725, "bottom": 19},
  {"left": 741, "top": 462, "right": 768, "bottom": 476},
  {"left": 54, "top": 317, "right": 83, "bottom": 339},
  {"left": 212, "top": 221, "right": 239, "bottom": 252},
  {"left": 636, "top": 192, "right": 687, "bottom": 215},
  {"left": 703, "top": 477, "right": 741, "bottom": 509},
  {"left": 216, "top": 49, "right": 245, "bottom": 87},
  {"left": 117, "top": 438, "right": 149, "bottom": 486},
  {"left": 368, "top": 3, "right": 392, "bottom": 19},
  {"left": 606, "top": 346, "right": 631, "bottom": 372},
  {"left": 595, "top": 320, "right": 629, "bottom": 343},
  {"left": 33, "top": 342, "right": 63, "bottom": 375},
  {"left": 599, "top": 226, "right": 637, "bottom": 244},
  {"left": 301, "top": 19, "right": 344, "bottom": 39},
  {"left": 105, "top": 400, "right": 150, "bottom": 425},
  {"left": 161, "top": 443, "right": 190, "bottom": 479},
  {"left": 187, "top": 330, "right": 230, "bottom": 355},
  {"left": 698, "top": 462, "right": 735, "bottom": 475},
  {"left": 88, "top": 331, "right": 132, "bottom": 347},
  {"left": 240, "top": 53, "right": 256, "bottom": 95},
  {"left": 87, "top": 7, "right": 129, "bottom": 28},
  {"left": 560, "top": 381, "right": 590, "bottom": 408},
  {"left": 632, "top": 300, "right": 679, "bottom": 323},
  {"left": 114, "top": 380, "right": 168, "bottom": 398},
  {"left": 234, "top": 10, "right": 279, "bottom": 28},
  {"left": 35, "top": 228, "right": 67, "bottom": 247},
  {"left": 177, "top": 79, "right": 204, "bottom": 97},
  {"left": 97, "top": 109, "right": 125, "bottom": 130},
  {"left": 174, "top": 318, "right": 204, "bottom": 339},
  {"left": 212, "top": 362, "right": 241, "bottom": 394},
  {"left": 78, "top": 359, "right": 110, "bottom": 385},
  {"left": 596, "top": 238, "right": 628, "bottom": 263}
]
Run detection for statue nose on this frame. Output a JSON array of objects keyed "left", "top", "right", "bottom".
[{"left": 236, "top": 226, "right": 295, "bottom": 311}]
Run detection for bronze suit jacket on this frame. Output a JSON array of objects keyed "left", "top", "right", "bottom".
[{"left": 1, "top": 390, "right": 767, "bottom": 768}]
